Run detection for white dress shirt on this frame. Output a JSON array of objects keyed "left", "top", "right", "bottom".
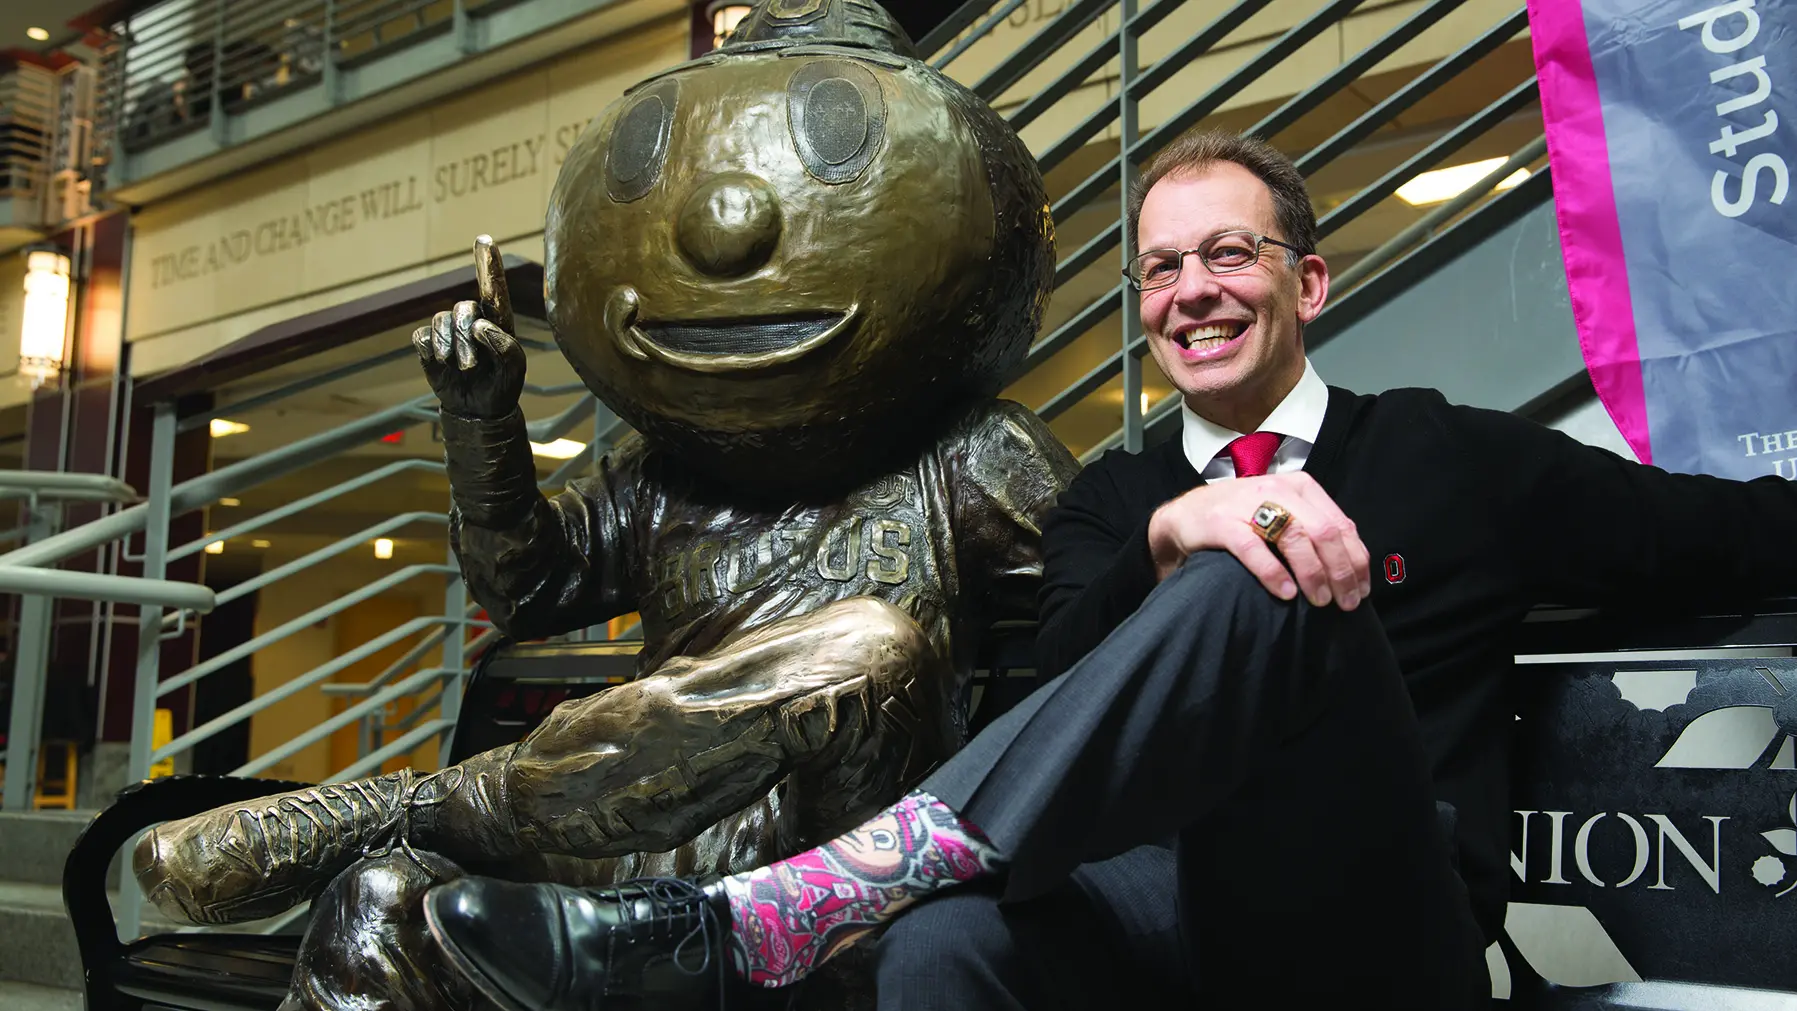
[{"left": 1179, "top": 359, "right": 1329, "bottom": 481}]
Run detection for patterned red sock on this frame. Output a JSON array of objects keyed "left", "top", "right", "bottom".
[{"left": 717, "top": 789, "right": 1004, "bottom": 988}]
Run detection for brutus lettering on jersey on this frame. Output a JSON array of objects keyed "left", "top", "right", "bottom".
[
  {"left": 656, "top": 517, "right": 921, "bottom": 615},
  {"left": 650, "top": 474, "right": 932, "bottom": 618}
]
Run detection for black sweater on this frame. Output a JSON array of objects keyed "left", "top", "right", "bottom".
[{"left": 1038, "top": 385, "right": 1797, "bottom": 942}]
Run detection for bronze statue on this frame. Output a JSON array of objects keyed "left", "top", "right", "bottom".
[{"left": 131, "top": 2, "right": 1075, "bottom": 1008}]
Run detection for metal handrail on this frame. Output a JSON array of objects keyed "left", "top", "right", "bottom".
[
  {"left": 1293, "top": 6, "right": 1530, "bottom": 176},
  {"left": 0, "top": 567, "right": 214, "bottom": 611},
  {"left": 154, "top": 611, "right": 472, "bottom": 761},
  {"left": 1329, "top": 135, "right": 1548, "bottom": 293},
  {"left": 1316, "top": 77, "right": 1540, "bottom": 240},
  {"left": 170, "top": 458, "right": 445, "bottom": 561},
  {"left": 319, "top": 603, "right": 483, "bottom": 697},
  {"left": 235, "top": 665, "right": 456, "bottom": 777},
  {"left": 207, "top": 513, "right": 449, "bottom": 607},
  {"left": 327, "top": 719, "right": 454, "bottom": 783},
  {"left": 0, "top": 472, "right": 140, "bottom": 503},
  {"left": 0, "top": 395, "right": 438, "bottom": 571},
  {"left": 527, "top": 394, "right": 597, "bottom": 444},
  {"left": 931, "top": 0, "right": 1026, "bottom": 70},
  {"left": 155, "top": 565, "right": 459, "bottom": 698}
]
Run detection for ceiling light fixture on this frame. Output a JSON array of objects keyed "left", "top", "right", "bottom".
[
  {"left": 374, "top": 538, "right": 394, "bottom": 560},
  {"left": 218, "top": 497, "right": 241, "bottom": 507},
  {"left": 251, "top": 539, "right": 271, "bottom": 549},
  {"left": 530, "top": 438, "right": 587, "bottom": 460},
  {"left": 210, "top": 418, "right": 250, "bottom": 438},
  {"left": 204, "top": 540, "right": 224, "bottom": 555},
  {"left": 19, "top": 248, "right": 71, "bottom": 388},
  {"left": 26, "top": 27, "right": 50, "bottom": 42},
  {"left": 708, "top": 2, "right": 752, "bottom": 48},
  {"left": 1395, "top": 158, "right": 1530, "bottom": 207}
]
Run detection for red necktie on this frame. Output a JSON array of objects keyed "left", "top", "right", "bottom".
[{"left": 1225, "top": 431, "right": 1281, "bottom": 478}]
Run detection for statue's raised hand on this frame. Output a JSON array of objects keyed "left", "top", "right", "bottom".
[{"left": 413, "top": 235, "right": 527, "bottom": 419}]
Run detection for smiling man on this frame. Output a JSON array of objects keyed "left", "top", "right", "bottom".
[{"left": 422, "top": 129, "right": 1797, "bottom": 1009}]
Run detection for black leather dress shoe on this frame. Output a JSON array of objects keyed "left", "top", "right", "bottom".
[{"left": 423, "top": 876, "right": 732, "bottom": 1011}]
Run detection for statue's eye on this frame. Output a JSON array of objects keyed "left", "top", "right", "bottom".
[
  {"left": 607, "top": 79, "right": 678, "bottom": 202},
  {"left": 787, "top": 60, "right": 885, "bottom": 185}
]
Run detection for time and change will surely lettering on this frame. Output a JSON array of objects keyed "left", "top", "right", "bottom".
[{"left": 147, "top": 118, "right": 596, "bottom": 290}]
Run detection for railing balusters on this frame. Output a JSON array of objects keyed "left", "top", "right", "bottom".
[
  {"left": 1293, "top": 6, "right": 1530, "bottom": 177},
  {"left": 1119, "top": 0, "right": 1143, "bottom": 453}
]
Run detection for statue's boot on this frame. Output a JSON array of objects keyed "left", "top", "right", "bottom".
[
  {"left": 276, "top": 848, "right": 503, "bottom": 1011},
  {"left": 134, "top": 750, "right": 517, "bottom": 925}
]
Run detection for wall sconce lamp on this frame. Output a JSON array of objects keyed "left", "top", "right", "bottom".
[
  {"left": 708, "top": 2, "right": 752, "bottom": 49},
  {"left": 19, "top": 247, "right": 71, "bottom": 388}
]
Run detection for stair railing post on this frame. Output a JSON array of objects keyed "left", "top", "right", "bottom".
[
  {"left": 1119, "top": 0, "right": 1145, "bottom": 453},
  {"left": 438, "top": 543, "right": 466, "bottom": 760},
  {"left": 3, "top": 493, "right": 58, "bottom": 812},
  {"left": 118, "top": 400, "right": 176, "bottom": 940},
  {"left": 322, "top": 0, "right": 339, "bottom": 104}
]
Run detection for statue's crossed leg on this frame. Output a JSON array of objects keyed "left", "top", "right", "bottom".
[{"left": 135, "top": 596, "right": 958, "bottom": 1011}]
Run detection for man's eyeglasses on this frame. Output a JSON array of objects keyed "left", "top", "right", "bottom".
[{"left": 1123, "top": 230, "right": 1304, "bottom": 292}]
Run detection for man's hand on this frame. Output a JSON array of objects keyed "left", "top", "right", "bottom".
[
  {"left": 413, "top": 235, "right": 527, "bottom": 419},
  {"left": 1147, "top": 472, "right": 1371, "bottom": 609}
]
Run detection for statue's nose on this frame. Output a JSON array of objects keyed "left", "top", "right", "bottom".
[{"left": 676, "top": 174, "right": 783, "bottom": 278}]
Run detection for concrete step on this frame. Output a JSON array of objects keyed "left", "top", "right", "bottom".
[
  {"left": 0, "top": 882, "right": 80, "bottom": 989},
  {"left": 0, "top": 980, "right": 82, "bottom": 1011},
  {"left": 0, "top": 810, "right": 112, "bottom": 888},
  {"left": 0, "top": 878, "right": 301, "bottom": 990}
]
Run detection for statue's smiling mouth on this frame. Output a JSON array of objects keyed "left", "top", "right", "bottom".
[{"left": 607, "top": 289, "right": 857, "bottom": 373}]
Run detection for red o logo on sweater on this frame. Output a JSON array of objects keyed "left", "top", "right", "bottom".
[{"left": 1384, "top": 554, "right": 1406, "bottom": 584}]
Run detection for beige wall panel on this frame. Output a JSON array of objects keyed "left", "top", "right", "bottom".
[
  {"left": 939, "top": 1, "right": 1121, "bottom": 108},
  {"left": 426, "top": 72, "right": 554, "bottom": 261},
  {"left": 0, "top": 252, "right": 23, "bottom": 372},
  {"left": 304, "top": 112, "right": 434, "bottom": 291},
  {"left": 0, "top": 251, "right": 27, "bottom": 413},
  {"left": 1016, "top": 76, "right": 1116, "bottom": 158},
  {"left": 545, "top": 15, "right": 691, "bottom": 200},
  {"left": 128, "top": 164, "right": 313, "bottom": 339},
  {"left": 129, "top": 263, "right": 436, "bottom": 376},
  {"left": 1135, "top": 31, "right": 1341, "bottom": 136}
]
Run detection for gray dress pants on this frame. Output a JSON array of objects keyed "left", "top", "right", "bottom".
[{"left": 879, "top": 551, "right": 1487, "bottom": 1008}]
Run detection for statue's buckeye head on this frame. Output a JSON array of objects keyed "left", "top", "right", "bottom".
[{"left": 545, "top": 0, "right": 1053, "bottom": 493}]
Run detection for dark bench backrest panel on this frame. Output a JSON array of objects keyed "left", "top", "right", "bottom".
[{"left": 1507, "top": 608, "right": 1797, "bottom": 992}]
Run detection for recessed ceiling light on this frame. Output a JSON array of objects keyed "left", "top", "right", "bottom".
[
  {"left": 374, "top": 538, "right": 394, "bottom": 560},
  {"left": 204, "top": 540, "right": 224, "bottom": 555},
  {"left": 251, "top": 539, "right": 271, "bottom": 549},
  {"left": 210, "top": 418, "right": 250, "bottom": 438},
  {"left": 530, "top": 438, "right": 586, "bottom": 459},
  {"left": 218, "top": 497, "right": 241, "bottom": 507},
  {"left": 1395, "top": 157, "right": 1530, "bottom": 207},
  {"left": 26, "top": 27, "right": 50, "bottom": 42}
]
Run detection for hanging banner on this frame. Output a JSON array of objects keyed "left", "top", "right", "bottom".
[{"left": 1528, "top": 0, "right": 1797, "bottom": 480}]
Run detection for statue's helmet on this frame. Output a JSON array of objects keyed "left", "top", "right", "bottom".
[{"left": 545, "top": 0, "right": 1054, "bottom": 493}]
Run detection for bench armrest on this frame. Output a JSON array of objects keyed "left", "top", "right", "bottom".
[{"left": 62, "top": 775, "right": 312, "bottom": 968}]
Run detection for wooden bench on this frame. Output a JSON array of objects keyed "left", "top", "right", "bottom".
[{"left": 1499, "top": 598, "right": 1797, "bottom": 1005}]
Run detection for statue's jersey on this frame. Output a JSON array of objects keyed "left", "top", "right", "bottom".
[{"left": 452, "top": 399, "right": 1077, "bottom": 686}]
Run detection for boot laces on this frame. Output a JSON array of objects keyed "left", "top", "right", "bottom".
[
  {"left": 237, "top": 774, "right": 412, "bottom": 877},
  {"left": 597, "top": 878, "right": 728, "bottom": 1006}
]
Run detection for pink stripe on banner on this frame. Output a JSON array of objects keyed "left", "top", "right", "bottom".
[{"left": 1526, "top": 0, "right": 1652, "bottom": 464}]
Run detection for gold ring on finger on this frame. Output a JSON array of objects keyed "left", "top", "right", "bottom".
[{"left": 1251, "top": 501, "right": 1291, "bottom": 545}]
